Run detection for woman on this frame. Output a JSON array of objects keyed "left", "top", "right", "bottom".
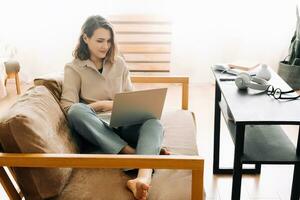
[{"left": 60, "top": 15, "right": 167, "bottom": 200}]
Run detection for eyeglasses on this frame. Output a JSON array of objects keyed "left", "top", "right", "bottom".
[{"left": 266, "top": 85, "right": 300, "bottom": 100}]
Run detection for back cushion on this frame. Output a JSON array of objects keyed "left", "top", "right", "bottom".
[
  {"left": 0, "top": 86, "right": 78, "bottom": 199},
  {"left": 34, "top": 72, "right": 64, "bottom": 101}
]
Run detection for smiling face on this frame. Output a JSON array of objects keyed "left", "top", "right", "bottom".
[{"left": 83, "top": 27, "right": 112, "bottom": 64}]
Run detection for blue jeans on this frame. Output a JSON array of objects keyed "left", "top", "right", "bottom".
[{"left": 67, "top": 103, "right": 164, "bottom": 155}]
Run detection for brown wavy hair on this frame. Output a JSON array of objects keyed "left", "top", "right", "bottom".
[{"left": 73, "top": 15, "right": 118, "bottom": 65}]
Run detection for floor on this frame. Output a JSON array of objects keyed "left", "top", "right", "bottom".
[{"left": 0, "top": 81, "right": 299, "bottom": 200}]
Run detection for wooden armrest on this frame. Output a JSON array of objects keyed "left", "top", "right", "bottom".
[
  {"left": 130, "top": 76, "right": 189, "bottom": 110},
  {"left": 0, "top": 153, "right": 201, "bottom": 169},
  {"left": 0, "top": 153, "right": 203, "bottom": 200}
]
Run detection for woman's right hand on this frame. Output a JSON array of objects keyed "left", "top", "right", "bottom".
[{"left": 89, "top": 100, "right": 113, "bottom": 112}]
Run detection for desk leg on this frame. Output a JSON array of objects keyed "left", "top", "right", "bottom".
[
  {"left": 232, "top": 124, "right": 245, "bottom": 200},
  {"left": 291, "top": 164, "right": 300, "bottom": 200},
  {"left": 212, "top": 82, "right": 260, "bottom": 175},
  {"left": 255, "top": 163, "right": 261, "bottom": 174},
  {"left": 213, "top": 81, "right": 221, "bottom": 174},
  {"left": 291, "top": 127, "right": 300, "bottom": 200}
]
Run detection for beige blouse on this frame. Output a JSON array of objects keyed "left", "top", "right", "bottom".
[{"left": 60, "top": 56, "right": 133, "bottom": 112}]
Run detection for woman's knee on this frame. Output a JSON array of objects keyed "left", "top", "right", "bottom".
[
  {"left": 67, "top": 103, "right": 90, "bottom": 122},
  {"left": 142, "top": 119, "right": 164, "bottom": 137},
  {"left": 144, "top": 118, "right": 162, "bottom": 127}
]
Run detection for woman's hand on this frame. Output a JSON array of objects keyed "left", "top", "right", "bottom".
[{"left": 89, "top": 100, "right": 113, "bottom": 112}]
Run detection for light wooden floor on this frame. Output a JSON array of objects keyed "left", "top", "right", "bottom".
[{"left": 0, "top": 82, "right": 298, "bottom": 200}]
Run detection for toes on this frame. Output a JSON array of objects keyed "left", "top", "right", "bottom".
[
  {"left": 142, "top": 189, "right": 147, "bottom": 196},
  {"left": 128, "top": 180, "right": 150, "bottom": 200},
  {"left": 140, "top": 190, "right": 148, "bottom": 200},
  {"left": 136, "top": 182, "right": 149, "bottom": 199},
  {"left": 141, "top": 183, "right": 150, "bottom": 190}
]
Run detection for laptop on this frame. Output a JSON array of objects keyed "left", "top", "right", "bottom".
[{"left": 98, "top": 88, "right": 167, "bottom": 128}]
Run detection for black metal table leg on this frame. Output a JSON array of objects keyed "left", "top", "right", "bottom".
[
  {"left": 291, "top": 164, "right": 300, "bottom": 200},
  {"left": 213, "top": 81, "right": 222, "bottom": 174},
  {"left": 291, "top": 127, "right": 300, "bottom": 200},
  {"left": 213, "top": 82, "right": 261, "bottom": 175},
  {"left": 255, "top": 164, "right": 261, "bottom": 174},
  {"left": 232, "top": 124, "right": 245, "bottom": 200}
]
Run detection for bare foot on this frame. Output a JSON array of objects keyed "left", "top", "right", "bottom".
[
  {"left": 120, "top": 145, "right": 136, "bottom": 154},
  {"left": 160, "top": 147, "right": 171, "bottom": 155},
  {"left": 127, "top": 178, "right": 150, "bottom": 200}
]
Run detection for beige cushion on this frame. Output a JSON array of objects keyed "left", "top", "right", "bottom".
[
  {"left": 54, "top": 110, "right": 197, "bottom": 200},
  {"left": 34, "top": 72, "right": 64, "bottom": 102},
  {"left": 0, "top": 86, "right": 78, "bottom": 199}
]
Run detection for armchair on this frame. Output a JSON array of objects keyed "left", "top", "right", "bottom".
[{"left": 0, "top": 75, "right": 204, "bottom": 200}]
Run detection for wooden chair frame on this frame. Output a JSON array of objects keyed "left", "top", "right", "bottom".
[
  {"left": 0, "top": 76, "right": 204, "bottom": 200},
  {"left": 109, "top": 14, "right": 172, "bottom": 72},
  {"left": 4, "top": 72, "right": 21, "bottom": 95}
]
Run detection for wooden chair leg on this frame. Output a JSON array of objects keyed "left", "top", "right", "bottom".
[
  {"left": 0, "top": 167, "right": 21, "bottom": 200},
  {"left": 4, "top": 77, "right": 7, "bottom": 86},
  {"left": 15, "top": 72, "right": 21, "bottom": 95}
]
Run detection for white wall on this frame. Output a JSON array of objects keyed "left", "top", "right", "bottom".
[
  {"left": 0, "top": 0, "right": 297, "bottom": 83},
  {"left": 170, "top": 0, "right": 297, "bottom": 83}
]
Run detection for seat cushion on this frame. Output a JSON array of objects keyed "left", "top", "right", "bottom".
[
  {"left": 0, "top": 86, "right": 78, "bottom": 199},
  {"left": 55, "top": 110, "right": 197, "bottom": 200}
]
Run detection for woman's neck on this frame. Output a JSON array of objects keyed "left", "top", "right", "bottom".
[{"left": 90, "top": 56, "right": 103, "bottom": 70}]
